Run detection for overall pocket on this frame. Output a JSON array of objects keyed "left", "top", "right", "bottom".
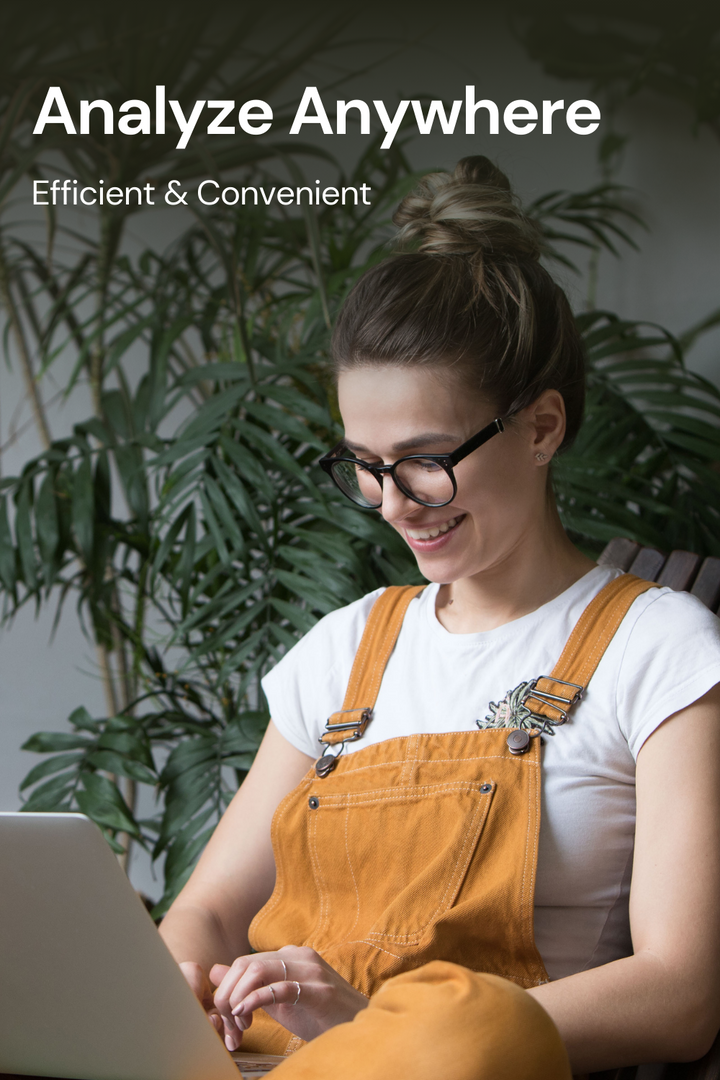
[{"left": 306, "top": 779, "right": 495, "bottom": 948}]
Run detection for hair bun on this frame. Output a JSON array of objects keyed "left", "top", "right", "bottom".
[{"left": 393, "top": 155, "right": 541, "bottom": 262}]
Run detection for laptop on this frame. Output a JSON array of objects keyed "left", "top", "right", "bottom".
[{"left": 0, "top": 812, "right": 285, "bottom": 1080}]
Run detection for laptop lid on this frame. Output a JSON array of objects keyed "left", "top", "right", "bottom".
[{"left": 0, "top": 812, "right": 240, "bottom": 1080}]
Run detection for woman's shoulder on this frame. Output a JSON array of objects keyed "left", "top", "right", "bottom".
[
  {"left": 261, "top": 584, "right": 436, "bottom": 756},
  {"left": 572, "top": 565, "right": 720, "bottom": 649},
  {"left": 612, "top": 579, "right": 720, "bottom": 756},
  {"left": 622, "top": 577, "right": 720, "bottom": 647},
  {"left": 260, "top": 587, "right": 389, "bottom": 754}
]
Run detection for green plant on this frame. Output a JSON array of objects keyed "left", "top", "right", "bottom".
[
  {"left": 5, "top": 144, "right": 424, "bottom": 911},
  {"left": 0, "top": 1, "right": 373, "bottom": 874},
  {"left": 557, "top": 313, "right": 720, "bottom": 553}
]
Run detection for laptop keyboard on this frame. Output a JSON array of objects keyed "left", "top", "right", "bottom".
[{"left": 231, "top": 1051, "right": 283, "bottom": 1076}]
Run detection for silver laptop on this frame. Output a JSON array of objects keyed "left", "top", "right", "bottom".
[{"left": 0, "top": 812, "right": 284, "bottom": 1080}]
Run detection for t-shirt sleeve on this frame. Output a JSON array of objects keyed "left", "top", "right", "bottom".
[
  {"left": 616, "top": 588, "right": 720, "bottom": 759},
  {"left": 261, "top": 588, "right": 385, "bottom": 758}
]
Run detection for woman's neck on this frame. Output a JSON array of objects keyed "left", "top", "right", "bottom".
[{"left": 435, "top": 509, "right": 596, "bottom": 634}]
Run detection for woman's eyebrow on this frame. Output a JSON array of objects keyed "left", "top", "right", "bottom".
[{"left": 343, "top": 433, "right": 458, "bottom": 454}]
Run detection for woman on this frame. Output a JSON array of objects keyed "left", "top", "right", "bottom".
[{"left": 158, "top": 158, "right": 720, "bottom": 1078}]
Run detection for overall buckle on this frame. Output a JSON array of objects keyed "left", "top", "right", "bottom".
[
  {"left": 481, "top": 676, "right": 584, "bottom": 737},
  {"left": 315, "top": 707, "right": 372, "bottom": 777},
  {"left": 523, "top": 677, "right": 584, "bottom": 726}
]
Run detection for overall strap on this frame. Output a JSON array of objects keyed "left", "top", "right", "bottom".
[
  {"left": 523, "top": 573, "right": 659, "bottom": 726},
  {"left": 316, "top": 574, "right": 659, "bottom": 773},
  {"left": 319, "top": 585, "right": 425, "bottom": 749}
]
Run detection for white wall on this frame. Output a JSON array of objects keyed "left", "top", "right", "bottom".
[{"left": 1, "top": 8, "right": 718, "bottom": 900}]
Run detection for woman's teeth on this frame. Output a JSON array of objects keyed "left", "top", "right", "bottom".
[{"left": 407, "top": 517, "right": 459, "bottom": 540}]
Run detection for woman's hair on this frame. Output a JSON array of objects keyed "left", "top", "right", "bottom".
[{"left": 331, "top": 156, "right": 585, "bottom": 451}]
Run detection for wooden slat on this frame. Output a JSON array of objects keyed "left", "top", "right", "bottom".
[
  {"left": 628, "top": 547, "right": 667, "bottom": 583},
  {"left": 598, "top": 538, "right": 641, "bottom": 571},
  {"left": 656, "top": 550, "right": 702, "bottom": 593},
  {"left": 690, "top": 557, "right": 720, "bottom": 614}
]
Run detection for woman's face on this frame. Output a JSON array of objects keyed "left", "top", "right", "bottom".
[{"left": 336, "top": 364, "right": 560, "bottom": 585}]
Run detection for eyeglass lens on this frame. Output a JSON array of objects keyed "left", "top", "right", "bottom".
[{"left": 330, "top": 458, "right": 455, "bottom": 508}]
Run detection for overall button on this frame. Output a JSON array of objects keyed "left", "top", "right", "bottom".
[
  {"left": 315, "top": 756, "right": 337, "bottom": 778},
  {"left": 480, "top": 783, "right": 492, "bottom": 794},
  {"left": 506, "top": 729, "right": 531, "bottom": 755},
  {"left": 308, "top": 796, "right": 320, "bottom": 809}
]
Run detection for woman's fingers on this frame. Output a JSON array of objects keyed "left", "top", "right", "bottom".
[
  {"left": 231, "top": 977, "right": 301, "bottom": 1016},
  {"left": 212, "top": 954, "right": 260, "bottom": 1015},
  {"left": 209, "top": 962, "right": 230, "bottom": 987},
  {"left": 210, "top": 957, "right": 255, "bottom": 1049},
  {"left": 220, "top": 1010, "right": 245, "bottom": 1051},
  {"left": 180, "top": 945, "right": 367, "bottom": 1048},
  {"left": 210, "top": 945, "right": 368, "bottom": 1045},
  {"left": 213, "top": 951, "right": 289, "bottom": 1019}
]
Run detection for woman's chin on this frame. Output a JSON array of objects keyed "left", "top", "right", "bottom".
[{"left": 411, "top": 547, "right": 475, "bottom": 586}]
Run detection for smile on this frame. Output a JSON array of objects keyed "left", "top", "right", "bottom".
[{"left": 405, "top": 516, "right": 463, "bottom": 540}]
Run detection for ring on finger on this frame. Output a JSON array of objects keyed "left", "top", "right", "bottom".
[
  {"left": 280, "top": 959, "right": 288, "bottom": 981},
  {"left": 269, "top": 984, "right": 276, "bottom": 1005},
  {"left": 293, "top": 981, "right": 301, "bottom": 1006}
]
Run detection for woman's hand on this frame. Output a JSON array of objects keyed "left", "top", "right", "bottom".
[
  {"left": 210, "top": 945, "right": 369, "bottom": 1049},
  {"left": 179, "top": 961, "right": 224, "bottom": 1038}
]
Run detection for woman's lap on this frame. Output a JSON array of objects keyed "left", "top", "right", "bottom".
[{"left": 264, "top": 962, "right": 571, "bottom": 1080}]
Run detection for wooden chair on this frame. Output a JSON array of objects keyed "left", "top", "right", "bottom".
[
  {"left": 598, "top": 537, "right": 720, "bottom": 615},
  {"left": 591, "top": 539, "right": 720, "bottom": 1080}
]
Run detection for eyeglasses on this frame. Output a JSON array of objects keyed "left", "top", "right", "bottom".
[{"left": 319, "top": 418, "right": 504, "bottom": 509}]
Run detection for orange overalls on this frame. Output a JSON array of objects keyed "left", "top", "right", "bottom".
[{"left": 242, "top": 574, "right": 656, "bottom": 1079}]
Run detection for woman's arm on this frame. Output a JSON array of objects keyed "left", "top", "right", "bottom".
[
  {"left": 528, "top": 682, "right": 720, "bottom": 1075},
  {"left": 159, "top": 721, "right": 314, "bottom": 974}
]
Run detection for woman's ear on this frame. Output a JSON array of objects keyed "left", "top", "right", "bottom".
[{"left": 524, "top": 389, "right": 566, "bottom": 462}]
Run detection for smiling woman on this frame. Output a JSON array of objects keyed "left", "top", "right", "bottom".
[{"left": 157, "top": 158, "right": 720, "bottom": 1079}]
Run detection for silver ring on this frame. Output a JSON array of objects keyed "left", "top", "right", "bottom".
[
  {"left": 280, "top": 959, "right": 288, "bottom": 981},
  {"left": 268, "top": 984, "right": 276, "bottom": 1005},
  {"left": 293, "top": 981, "right": 301, "bottom": 1005}
]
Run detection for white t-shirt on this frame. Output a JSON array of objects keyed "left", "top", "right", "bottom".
[{"left": 261, "top": 566, "right": 720, "bottom": 981}]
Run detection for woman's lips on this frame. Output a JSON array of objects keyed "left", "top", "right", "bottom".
[{"left": 402, "top": 514, "right": 465, "bottom": 552}]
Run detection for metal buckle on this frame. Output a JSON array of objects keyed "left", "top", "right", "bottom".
[
  {"left": 315, "top": 707, "right": 372, "bottom": 778},
  {"left": 533, "top": 676, "right": 584, "bottom": 702},
  {"left": 481, "top": 675, "right": 586, "bottom": 738},
  {"left": 523, "top": 678, "right": 583, "bottom": 726},
  {"left": 321, "top": 707, "right": 372, "bottom": 742}
]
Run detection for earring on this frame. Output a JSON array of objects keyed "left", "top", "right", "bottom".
[{"left": 535, "top": 452, "right": 548, "bottom": 462}]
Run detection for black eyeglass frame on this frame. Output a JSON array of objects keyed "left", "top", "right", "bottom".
[{"left": 319, "top": 417, "right": 505, "bottom": 509}]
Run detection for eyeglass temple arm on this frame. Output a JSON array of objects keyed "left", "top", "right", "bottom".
[{"left": 448, "top": 418, "right": 504, "bottom": 466}]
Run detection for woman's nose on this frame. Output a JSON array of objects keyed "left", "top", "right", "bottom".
[{"left": 379, "top": 474, "right": 418, "bottom": 523}]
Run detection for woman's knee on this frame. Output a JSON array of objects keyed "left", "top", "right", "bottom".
[{"left": 364, "top": 961, "right": 571, "bottom": 1080}]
